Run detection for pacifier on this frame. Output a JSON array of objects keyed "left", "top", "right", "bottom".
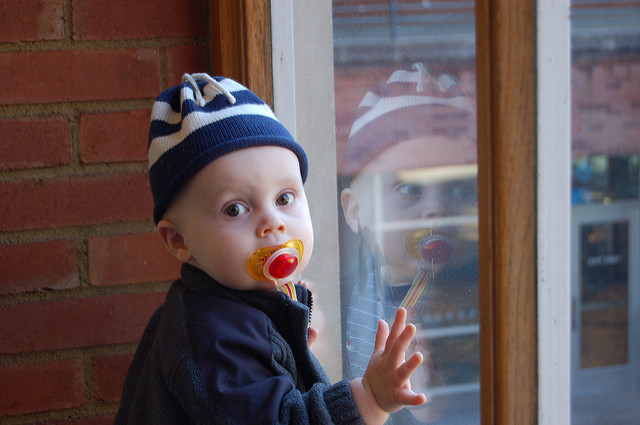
[
  {"left": 400, "top": 229, "right": 453, "bottom": 308},
  {"left": 248, "top": 239, "right": 304, "bottom": 300},
  {"left": 405, "top": 228, "right": 454, "bottom": 265}
]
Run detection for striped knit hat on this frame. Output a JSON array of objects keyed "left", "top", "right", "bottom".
[
  {"left": 148, "top": 73, "right": 308, "bottom": 224},
  {"left": 343, "top": 63, "right": 475, "bottom": 176}
]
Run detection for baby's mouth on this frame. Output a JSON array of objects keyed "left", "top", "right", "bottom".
[
  {"left": 399, "top": 229, "right": 454, "bottom": 309},
  {"left": 247, "top": 239, "right": 304, "bottom": 283},
  {"left": 405, "top": 229, "right": 453, "bottom": 266}
]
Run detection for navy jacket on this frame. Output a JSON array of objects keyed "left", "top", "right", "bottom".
[{"left": 115, "top": 263, "right": 364, "bottom": 425}]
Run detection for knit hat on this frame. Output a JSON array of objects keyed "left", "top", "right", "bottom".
[
  {"left": 148, "top": 73, "right": 308, "bottom": 224},
  {"left": 342, "top": 63, "right": 475, "bottom": 176}
]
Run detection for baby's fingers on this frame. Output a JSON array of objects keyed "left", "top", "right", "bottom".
[
  {"left": 388, "top": 322, "right": 417, "bottom": 363},
  {"left": 396, "top": 352, "right": 424, "bottom": 383},
  {"left": 394, "top": 352, "right": 427, "bottom": 407},
  {"left": 396, "top": 387, "right": 427, "bottom": 407},
  {"left": 386, "top": 308, "right": 408, "bottom": 350},
  {"left": 374, "top": 319, "right": 390, "bottom": 352},
  {"left": 307, "top": 327, "right": 318, "bottom": 348}
]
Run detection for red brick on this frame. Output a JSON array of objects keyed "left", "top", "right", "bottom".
[
  {"left": 71, "top": 0, "right": 207, "bottom": 41},
  {"left": 0, "top": 359, "right": 86, "bottom": 416},
  {"left": 80, "top": 110, "right": 150, "bottom": 163},
  {"left": 0, "top": 49, "right": 160, "bottom": 105},
  {"left": 42, "top": 415, "right": 115, "bottom": 425},
  {"left": 0, "top": 292, "right": 166, "bottom": 354},
  {"left": 0, "top": 240, "right": 79, "bottom": 296},
  {"left": 0, "top": 117, "right": 71, "bottom": 170},
  {"left": 92, "top": 353, "right": 134, "bottom": 402},
  {"left": 166, "top": 45, "right": 210, "bottom": 85},
  {"left": 0, "top": 0, "right": 63, "bottom": 42},
  {"left": 88, "top": 232, "right": 180, "bottom": 286},
  {"left": 0, "top": 172, "right": 153, "bottom": 232}
]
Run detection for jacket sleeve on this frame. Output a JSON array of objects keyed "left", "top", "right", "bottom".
[
  {"left": 279, "top": 379, "right": 364, "bottom": 425},
  {"left": 184, "top": 292, "right": 364, "bottom": 425}
]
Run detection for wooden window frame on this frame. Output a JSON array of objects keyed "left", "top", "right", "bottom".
[
  {"left": 211, "top": 0, "right": 273, "bottom": 106},
  {"left": 212, "top": 0, "right": 540, "bottom": 423},
  {"left": 476, "top": 1, "right": 537, "bottom": 424}
]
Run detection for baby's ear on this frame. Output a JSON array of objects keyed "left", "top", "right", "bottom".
[
  {"left": 340, "top": 188, "right": 361, "bottom": 234},
  {"left": 157, "top": 219, "right": 192, "bottom": 263}
]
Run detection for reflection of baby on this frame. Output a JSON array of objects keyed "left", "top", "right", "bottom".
[
  {"left": 339, "top": 64, "right": 477, "bottom": 423},
  {"left": 115, "top": 73, "right": 426, "bottom": 425}
]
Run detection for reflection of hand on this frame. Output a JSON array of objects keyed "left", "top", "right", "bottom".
[
  {"left": 409, "top": 327, "right": 433, "bottom": 393},
  {"left": 363, "top": 308, "right": 427, "bottom": 412},
  {"left": 407, "top": 330, "right": 448, "bottom": 424}
]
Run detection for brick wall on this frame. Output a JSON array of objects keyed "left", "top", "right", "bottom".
[
  {"left": 0, "top": 0, "right": 210, "bottom": 423},
  {"left": 572, "top": 56, "right": 640, "bottom": 157}
]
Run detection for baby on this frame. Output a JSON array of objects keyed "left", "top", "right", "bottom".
[{"left": 114, "top": 73, "right": 425, "bottom": 425}]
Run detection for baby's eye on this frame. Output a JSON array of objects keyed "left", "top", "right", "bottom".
[
  {"left": 396, "top": 182, "right": 424, "bottom": 197},
  {"left": 276, "top": 191, "right": 295, "bottom": 206},
  {"left": 448, "top": 180, "right": 477, "bottom": 201},
  {"left": 451, "top": 184, "right": 470, "bottom": 200},
  {"left": 224, "top": 202, "right": 248, "bottom": 217}
]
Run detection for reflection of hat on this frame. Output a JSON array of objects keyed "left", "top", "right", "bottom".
[
  {"left": 148, "top": 73, "right": 308, "bottom": 224},
  {"left": 344, "top": 63, "right": 475, "bottom": 176}
]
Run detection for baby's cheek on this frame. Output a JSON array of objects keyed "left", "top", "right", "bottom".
[{"left": 380, "top": 232, "right": 408, "bottom": 257}]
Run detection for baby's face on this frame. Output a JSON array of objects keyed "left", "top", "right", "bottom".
[
  {"left": 344, "top": 135, "right": 478, "bottom": 285},
  {"left": 167, "top": 146, "right": 314, "bottom": 291}
]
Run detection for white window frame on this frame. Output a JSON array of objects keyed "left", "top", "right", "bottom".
[
  {"left": 271, "top": 0, "right": 343, "bottom": 381},
  {"left": 537, "top": 1, "right": 572, "bottom": 424}
]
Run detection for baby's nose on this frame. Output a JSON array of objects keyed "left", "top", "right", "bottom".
[
  {"left": 257, "top": 209, "right": 286, "bottom": 237},
  {"left": 420, "top": 188, "right": 446, "bottom": 219}
]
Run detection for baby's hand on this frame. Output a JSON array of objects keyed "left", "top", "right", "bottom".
[
  {"left": 363, "top": 308, "right": 426, "bottom": 412},
  {"left": 297, "top": 279, "right": 318, "bottom": 348},
  {"left": 307, "top": 326, "right": 318, "bottom": 347}
]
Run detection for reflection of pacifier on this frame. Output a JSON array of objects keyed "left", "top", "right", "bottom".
[
  {"left": 248, "top": 239, "right": 304, "bottom": 301},
  {"left": 405, "top": 228, "right": 454, "bottom": 265},
  {"left": 400, "top": 229, "right": 453, "bottom": 308}
]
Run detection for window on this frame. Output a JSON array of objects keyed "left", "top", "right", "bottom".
[
  {"left": 263, "top": 0, "right": 639, "bottom": 423},
  {"left": 269, "top": 1, "right": 540, "bottom": 423},
  {"left": 332, "top": 2, "right": 480, "bottom": 423},
  {"left": 569, "top": 2, "right": 640, "bottom": 423}
]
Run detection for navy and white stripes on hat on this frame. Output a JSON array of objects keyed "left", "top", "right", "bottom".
[
  {"left": 343, "top": 63, "right": 475, "bottom": 176},
  {"left": 148, "top": 73, "right": 308, "bottom": 224}
]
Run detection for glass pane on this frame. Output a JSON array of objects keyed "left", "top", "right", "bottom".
[
  {"left": 572, "top": 155, "right": 639, "bottom": 205},
  {"left": 332, "top": 1, "right": 479, "bottom": 423},
  {"left": 580, "top": 221, "right": 629, "bottom": 369},
  {"left": 570, "top": 1, "right": 640, "bottom": 424}
]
